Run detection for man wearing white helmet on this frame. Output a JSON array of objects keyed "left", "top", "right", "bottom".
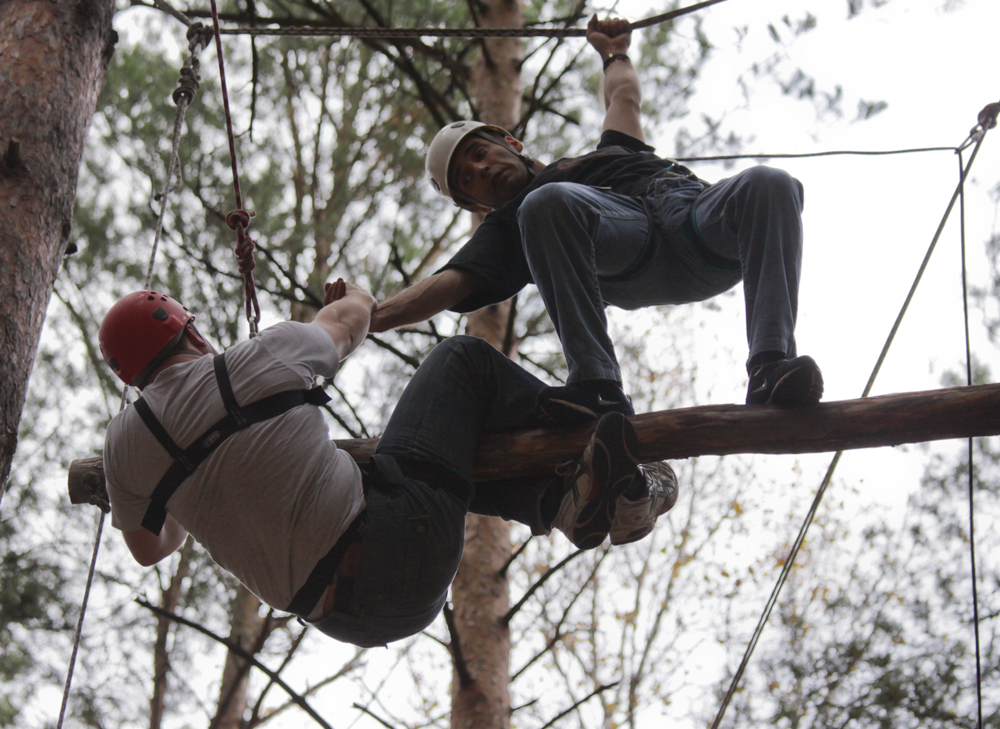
[{"left": 372, "top": 15, "right": 823, "bottom": 418}]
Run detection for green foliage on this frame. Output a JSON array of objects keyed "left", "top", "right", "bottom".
[{"left": 5, "top": 0, "right": 932, "bottom": 726}]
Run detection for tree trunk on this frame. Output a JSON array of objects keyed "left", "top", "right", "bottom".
[
  {"left": 0, "top": 0, "right": 117, "bottom": 497},
  {"left": 450, "top": 1, "right": 524, "bottom": 727},
  {"left": 212, "top": 584, "right": 265, "bottom": 729},
  {"left": 150, "top": 538, "right": 195, "bottom": 729}
]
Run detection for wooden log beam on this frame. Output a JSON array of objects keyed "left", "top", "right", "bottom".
[
  {"left": 339, "top": 382, "right": 1000, "bottom": 481},
  {"left": 69, "top": 383, "right": 1000, "bottom": 504}
]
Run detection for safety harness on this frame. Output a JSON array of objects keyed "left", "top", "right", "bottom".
[{"left": 133, "top": 352, "right": 331, "bottom": 535}]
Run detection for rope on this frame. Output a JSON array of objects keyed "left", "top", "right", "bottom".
[
  {"left": 208, "top": 0, "right": 261, "bottom": 337},
  {"left": 675, "top": 145, "right": 959, "bottom": 162},
  {"left": 215, "top": 0, "right": 728, "bottom": 38},
  {"left": 957, "top": 147, "right": 985, "bottom": 729},
  {"left": 710, "top": 102, "right": 997, "bottom": 729},
  {"left": 54, "top": 29, "right": 211, "bottom": 729}
]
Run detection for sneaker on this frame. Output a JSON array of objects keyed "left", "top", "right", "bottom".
[
  {"left": 551, "top": 411, "right": 642, "bottom": 549},
  {"left": 537, "top": 379, "right": 634, "bottom": 424},
  {"left": 610, "top": 462, "right": 679, "bottom": 545},
  {"left": 746, "top": 355, "right": 824, "bottom": 406}
]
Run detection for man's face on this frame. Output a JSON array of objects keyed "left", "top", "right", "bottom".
[{"left": 450, "top": 134, "right": 530, "bottom": 210}]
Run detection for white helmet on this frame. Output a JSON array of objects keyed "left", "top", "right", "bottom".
[{"left": 426, "top": 120, "right": 511, "bottom": 206}]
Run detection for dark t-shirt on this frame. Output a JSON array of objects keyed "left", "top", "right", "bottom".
[{"left": 438, "top": 130, "right": 702, "bottom": 313}]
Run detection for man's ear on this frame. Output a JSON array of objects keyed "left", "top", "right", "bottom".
[
  {"left": 185, "top": 324, "right": 217, "bottom": 354},
  {"left": 504, "top": 136, "right": 524, "bottom": 153}
]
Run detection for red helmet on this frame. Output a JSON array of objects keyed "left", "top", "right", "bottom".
[{"left": 99, "top": 291, "right": 194, "bottom": 386}]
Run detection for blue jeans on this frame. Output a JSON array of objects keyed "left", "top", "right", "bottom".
[
  {"left": 308, "top": 336, "right": 555, "bottom": 646},
  {"left": 517, "top": 166, "right": 804, "bottom": 382}
]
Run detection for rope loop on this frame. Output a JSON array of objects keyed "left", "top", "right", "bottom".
[
  {"left": 977, "top": 102, "right": 999, "bottom": 131},
  {"left": 172, "top": 22, "right": 212, "bottom": 106},
  {"left": 186, "top": 20, "right": 214, "bottom": 49},
  {"left": 226, "top": 208, "right": 255, "bottom": 230},
  {"left": 234, "top": 232, "right": 257, "bottom": 275},
  {"left": 226, "top": 209, "right": 257, "bottom": 274}
]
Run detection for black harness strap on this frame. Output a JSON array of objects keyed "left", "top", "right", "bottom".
[{"left": 137, "top": 352, "right": 331, "bottom": 535}]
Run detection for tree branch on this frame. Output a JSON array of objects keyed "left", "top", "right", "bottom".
[
  {"left": 442, "top": 602, "right": 475, "bottom": 688},
  {"left": 538, "top": 681, "right": 620, "bottom": 729},
  {"left": 503, "top": 547, "right": 585, "bottom": 626},
  {"left": 134, "top": 599, "right": 335, "bottom": 729}
]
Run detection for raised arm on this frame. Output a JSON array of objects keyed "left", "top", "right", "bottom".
[
  {"left": 587, "top": 15, "right": 644, "bottom": 143},
  {"left": 369, "top": 268, "right": 485, "bottom": 333},
  {"left": 314, "top": 279, "right": 377, "bottom": 360}
]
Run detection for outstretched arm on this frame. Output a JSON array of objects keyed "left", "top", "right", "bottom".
[
  {"left": 314, "top": 278, "right": 377, "bottom": 360},
  {"left": 369, "top": 268, "right": 485, "bottom": 333},
  {"left": 587, "top": 15, "right": 643, "bottom": 143}
]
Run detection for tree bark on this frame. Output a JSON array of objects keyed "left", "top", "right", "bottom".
[
  {"left": 150, "top": 538, "right": 194, "bottom": 729},
  {"left": 0, "top": 0, "right": 117, "bottom": 497},
  {"left": 211, "top": 584, "right": 265, "bottom": 729},
  {"left": 450, "top": 2, "right": 524, "bottom": 727}
]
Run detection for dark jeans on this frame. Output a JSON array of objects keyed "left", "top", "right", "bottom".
[
  {"left": 308, "top": 336, "right": 555, "bottom": 647},
  {"left": 518, "top": 166, "right": 804, "bottom": 382}
]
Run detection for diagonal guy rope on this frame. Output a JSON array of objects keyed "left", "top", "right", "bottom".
[
  {"left": 216, "top": 0, "right": 728, "bottom": 38},
  {"left": 710, "top": 100, "right": 1000, "bottom": 729}
]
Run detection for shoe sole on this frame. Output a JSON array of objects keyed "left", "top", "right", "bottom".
[
  {"left": 539, "top": 397, "right": 599, "bottom": 423},
  {"left": 572, "top": 412, "right": 641, "bottom": 549},
  {"left": 769, "top": 360, "right": 824, "bottom": 406}
]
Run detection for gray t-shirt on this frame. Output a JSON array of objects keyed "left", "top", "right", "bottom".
[{"left": 104, "top": 321, "right": 364, "bottom": 610}]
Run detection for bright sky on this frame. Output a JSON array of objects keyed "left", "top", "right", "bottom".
[
  {"left": 22, "top": 1, "right": 998, "bottom": 727},
  {"left": 609, "top": 0, "right": 1000, "bottom": 518},
  {"left": 606, "top": 0, "right": 1000, "bottom": 724}
]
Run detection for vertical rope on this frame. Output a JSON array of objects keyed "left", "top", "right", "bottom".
[
  {"left": 55, "top": 28, "right": 210, "bottom": 729},
  {"left": 208, "top": 0, "right": 261, "bottom": 338},
  {"left": 55, "top": 513, "right": 105, "bottom": 729},
  {"left": 711, "top": 119, "right": 992, "bottom": 729},
  {"left": 957, "top": 148, "right": 984, "bottom": 729}
]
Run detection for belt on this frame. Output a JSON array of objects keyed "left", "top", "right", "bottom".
[
  {"left": 287, "top": 455, "right": 472, "bottom": 619},
  {"left": 286, "top": 510, "right": 367, "bottom": 618}
]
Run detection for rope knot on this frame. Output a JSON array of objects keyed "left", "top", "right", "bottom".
[
  {"left": 978, "top": 102, "right": 1000, "bottom": 132},
  {"left": 187, "top": 22, "right": 214, "bottom": 51},
  {"left": 172, "top": 62, "right": 201, "bottom": 105},
  {"left": 234, "top": 234, "right": 257, "bottom": 275},
  {"left": 226, "top": 208, "right": 255, "bottom": 231}
]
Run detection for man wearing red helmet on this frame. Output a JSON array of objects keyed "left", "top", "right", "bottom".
[
  {"left": 371, "top": 16, "right": 823, "bottom": 416},
  {"left": 100, "top": 281, "right": 676, "bottom": 647}
]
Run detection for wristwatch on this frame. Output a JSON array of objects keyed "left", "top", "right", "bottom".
[{"left": 603, "top": 53, "right": 630, "bottom": 71}]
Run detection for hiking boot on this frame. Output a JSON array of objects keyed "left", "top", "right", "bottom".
[
  {"left": 551, "top": 411, "right": 642, "bottom": 549},
  {"left": 610, "top": 461, "right": 679, "bottom": 545},
  {"left": 746, "top": 355, "right": 824, "bottom": 406},
  {"left": 537, "top": 379, "right": 634, "bottom": 424}
]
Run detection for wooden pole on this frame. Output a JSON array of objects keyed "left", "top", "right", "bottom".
[
  {"left": 69, "top": 383, "right": 1000, "bottom": 502},
  {"left": 335, "top": 382, "right": 1000, "bottom": 481}
]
